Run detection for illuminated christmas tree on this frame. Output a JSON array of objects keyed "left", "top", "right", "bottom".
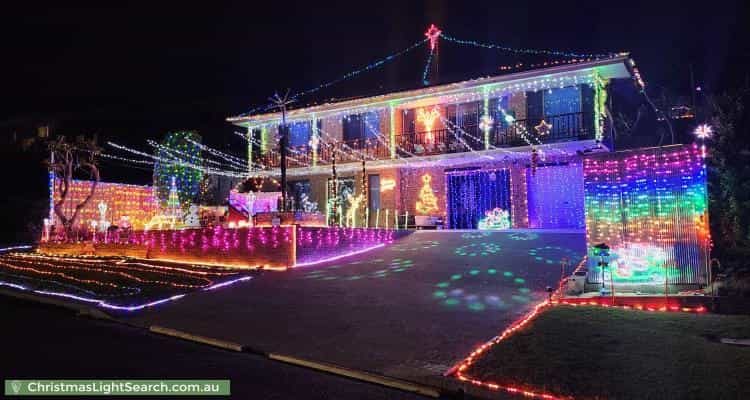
[
  {"left": 166, "top": 176, "right": 181, "bottom": 218},
  {"left": 153, "top": 131, "right": 203, "bottom": 210},
  {"left": 416, "top": 174, "right": 438, "bottom": 214}
]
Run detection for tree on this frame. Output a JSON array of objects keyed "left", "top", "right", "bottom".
[
  {"left": 153, "top": 131, "right": 203, "bottom": 210},
  {"left": 47, "top": 135, "right": 101, "bottom": 237},
  {"left": 706, "top": 81, "right": 750, "bottom": 296}
]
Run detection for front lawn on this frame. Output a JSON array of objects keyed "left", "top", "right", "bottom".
[{"left": 465, "top": 305, "right": 750, "bottom": 399}]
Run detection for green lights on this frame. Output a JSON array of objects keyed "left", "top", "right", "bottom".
[
  {"left": 153, "top": 131, "right": 203, "bottom": 210},
  {"left": 454, "top": 242, "right": 502, "bottom": 257}
]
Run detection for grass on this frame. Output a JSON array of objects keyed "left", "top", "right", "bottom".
[{"left": 466, "top": 305, "right": 750, "bottom": 399}]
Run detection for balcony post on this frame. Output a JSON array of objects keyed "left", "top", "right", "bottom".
[
  {"left": 389, "top": 105, "right": 396, "bottom": 159},
  {"left": 483, "top": 86, "right": 490, "bottom": 150},
  {"left": 247, "top": 125, "right": 253, "bottom": 175},
  {"left": 311, "top": 114, "right": 318, "bottom": 167}
]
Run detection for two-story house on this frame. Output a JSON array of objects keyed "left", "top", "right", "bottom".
[{"left": 227, "top": 55, "right": 637, "bottom": 230}]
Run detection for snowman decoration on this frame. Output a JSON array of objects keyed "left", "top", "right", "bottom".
[{"left": 183, "top": 204, "right": 201, "bottom": 228}]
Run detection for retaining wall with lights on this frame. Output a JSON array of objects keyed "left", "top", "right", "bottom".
[{"left": 39, "top": 226, "right": 405, "bottom": 269}]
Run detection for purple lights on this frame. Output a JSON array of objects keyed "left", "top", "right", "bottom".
[
  {"left": 526, "top": 163, "right": 585, "bottom": 229},
  {"left": 42, "top": 225, "right": 407, "bottom": 269},
  {"left": 294, "top": 244, "right": 387, "bottom": 267},
  {"left": 295, "top": 227, "right": 403, "bottom": 265},
  {"left": 0, "top": 275, "right": 253, "bottom": 312}
]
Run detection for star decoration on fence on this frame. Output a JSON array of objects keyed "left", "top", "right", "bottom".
[{"left": 534, "top": 119, "right": 552, "bottom": 136}]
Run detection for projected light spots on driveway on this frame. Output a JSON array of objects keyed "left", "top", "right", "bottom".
[
  {"left": 301, "top": 258, "right": 415, "bottom": 281},
  {"left": 454, "top": 243, "right": 502, "bottom": 257},
  {"left": 461, "top": 232, "right": 491, "bottom": 240},
  {"left": 528, "top": 245, "right": 582, "bottom": 265},
  {"left": 433, "top": 267, "right": 533, "bottom": 311},
  {"left": 390, "top": 240, "right": 440, "bottom": 252},
  {"left": 508, "top": 232, "right": 539, "bottom": 241}
]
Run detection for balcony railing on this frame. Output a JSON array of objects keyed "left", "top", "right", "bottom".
[{"left": 261, "top": 111, "right": 592, "bottom": 168}]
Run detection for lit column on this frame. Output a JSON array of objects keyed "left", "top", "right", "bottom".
[
  {"left": 483, "top": 87, "right": 490, "bottom": 150},
  {"left": 311, "top": 114, "right": 318, "bottom": 167},
  {"left": 247, "top": 125, "right": 253, "bottom": 175},
  {"left": 389, "top": 105, "right": 396, "bottom": 159}
]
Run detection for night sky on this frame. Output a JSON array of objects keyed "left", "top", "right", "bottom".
[{"left": 0, "top": 1, "right": 747, "bottom": 242}]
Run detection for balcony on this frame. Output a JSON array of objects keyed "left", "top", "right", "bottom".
[{"left": 261, "top": 111, "right": 593, "bottom": 168}]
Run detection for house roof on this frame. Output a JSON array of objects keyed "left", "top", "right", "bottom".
[{"left": 228, "top": 55, "right": 635, "bottom": 127}]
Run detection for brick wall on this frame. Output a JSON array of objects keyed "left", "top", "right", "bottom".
[
  {"left": 508, "top": 92, "right": 527, "bottom": 120},
  {"left": 41, "top": 227, "right": 297, "bottom": 269},
  {"left": 510, "top": 165, "right": 530, "bottom": 228},
  {"left": 398, "top": 167, "right": 447, "bottom": 217}
]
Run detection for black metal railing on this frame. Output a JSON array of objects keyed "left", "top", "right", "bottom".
[
  {"left": 493, "top": 112, "right": 590, "bottom": 147},
  {"left": 261, "top": 111, "right": 592, "bottom": 168}
]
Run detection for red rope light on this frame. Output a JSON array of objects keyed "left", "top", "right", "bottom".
[{"left": 447, "top": 256, "right": 707, "bottom": 399}]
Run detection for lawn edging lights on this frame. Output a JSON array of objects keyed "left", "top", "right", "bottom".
[{"left": 445, "top": 256, "right": 709, "bottom": 400}]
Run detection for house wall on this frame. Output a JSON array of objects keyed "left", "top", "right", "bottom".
[
  {"left": 510, "top": 165, "right": 529, "bottom": 228},
  {"left": 320, "top": 116, "right": 343, "bottom": 141},
  {"left": 508, "top": 92, "right": 527, "bottom": 120},
  {"left": 398, "top": 166, "right": 447, "bottom": 217}
]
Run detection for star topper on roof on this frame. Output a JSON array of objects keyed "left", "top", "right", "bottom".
[{"left": 425, "top": 24, "right": 442, "bottom": 51}]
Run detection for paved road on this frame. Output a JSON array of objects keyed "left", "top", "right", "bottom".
[
  {"left": 121, "top": 231, "right": 586, "bottom": 387},
  {"left": 0, "top": 297, "right": 427, "bottom": 400}
]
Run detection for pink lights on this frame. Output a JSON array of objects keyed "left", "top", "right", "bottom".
[
  {"left": 424, "top": 24, "right": 442, "bottom": 51},
  {"left": 295, "top": 227, "right": 399, "bottom": 266},
  {"left": 42, "top": 226, "right": 402, "bottom": 269}
]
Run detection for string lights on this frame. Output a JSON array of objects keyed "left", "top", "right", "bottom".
[
  {"left": 526, "top": 163, "right": 585, "bottom": 229},
  {"left": 447, "top": 256, "right": 707, "bottom": 400},
  {"left": 108, "top": 141, "right": 257, "bottom": 179},
  {"left": 0, "top": 250, "right": 258, "bottom": 311},
  {"left": 446, "top": 169, "right": 512, "bottom": 229},
  {"left": 234, "top": 37, "right": 430, "bottom": 118},
  {"left": 52, "top": 179, "right": 157, "bottom": 231},
  {"left": 439, "top": 32, "right": 614, "bottom": 59},
  {"left": 583, "top": 144, "right": 709, "bottom": 286}
]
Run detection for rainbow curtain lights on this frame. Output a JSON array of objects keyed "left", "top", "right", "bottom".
[{"left": 583, "top": 144, "right": 709, "bottom": 286}]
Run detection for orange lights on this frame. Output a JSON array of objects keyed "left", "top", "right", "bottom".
[
  {"left": 53, "top": 179, "right": 157, "bottom": 231},
  {"left": 380, "top": 178, "right": 396, "bottom": 192},
  {"left": 416, "top": 106, "right": 441, "bottom": 143},
  {"left": 415, "top": 174, "right": 439, "bottom": 215},
  {"left": 448, "top": 255, "right": 709, "bottom": 399}
]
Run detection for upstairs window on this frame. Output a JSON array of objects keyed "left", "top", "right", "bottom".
[
  {"left": 288, "top": 121, "right": 312, "bottom": 147},
  {"left": 543, "top": 86, "right": 581, "bottom": 116},
  {"left": 343, "top": 112, "right": 381, "bottom": 142}
]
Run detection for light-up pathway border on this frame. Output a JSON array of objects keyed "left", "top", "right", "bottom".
[
  {"left": 293, "top": 244, "right": 386, "bottom": 268},
  {"left": 0, "top": 276, "right": 252, "bottom": 312},
  {"left": 445, "top": 256, "right": 708, "bottom": 400},
  {"left": 0, "top": 245, "right": 33, "bottom": 253}
]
